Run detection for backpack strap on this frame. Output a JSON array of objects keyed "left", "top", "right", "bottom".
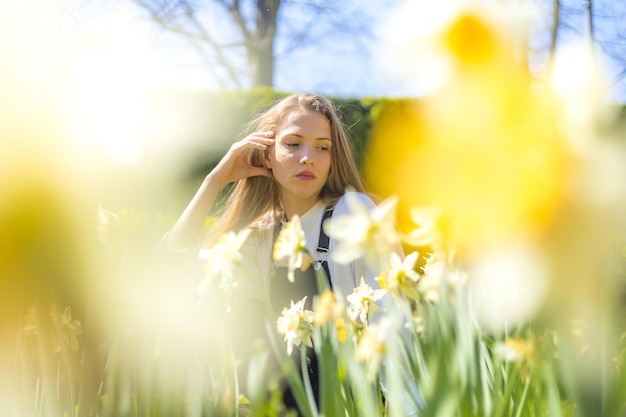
[{"left": 314, "top": 205, "right": 335, "bottom": 286}]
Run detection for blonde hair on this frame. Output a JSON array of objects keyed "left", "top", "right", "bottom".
[{"left": 204, "top": 93, "right": 364, "bottom": 246}]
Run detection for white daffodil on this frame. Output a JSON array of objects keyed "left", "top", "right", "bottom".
[
  {"left": 494, "top": 338, "right": 534, "bottom": 363},
  {"left": 355, "top": 317, "right": 389, "bottom": 380},
  {"left": 276, "top": 296, "right": 314, "bottom": 355},
  {"left": 418, "top": 252, "right": 467, "bottom": 304},
  {"left": 273, "top": 215, "right": 314, "bottom": 283},
  {"left": 347, "top": 277, "right": 386, "bottom": 324},
  {"left": 200, "top": 228, "right": 251, "bottom": 302},
  {"left": 324, "top": 193, "right": 400, "bottom": 271},
  {"left": 377, "top": 252, "right": 421, "bottom": 301}
]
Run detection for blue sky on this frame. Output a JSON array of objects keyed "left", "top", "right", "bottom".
[{"left": 4, "top": 0, "right": 624, "bottom": 102}]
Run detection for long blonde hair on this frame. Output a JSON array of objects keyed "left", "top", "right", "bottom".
[{"left": 204, "top": 93, "right": 364, "bottom": 246}]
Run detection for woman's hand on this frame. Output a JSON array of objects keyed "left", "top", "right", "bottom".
[
  {"left": 209, "top": 131, "right": 275, "bottom": 187},
  {"left": 165, "top": 131, "right": 275, "bottom": 249}
]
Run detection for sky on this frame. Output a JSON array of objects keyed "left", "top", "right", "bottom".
[
  {"left": 2, "top": 0, "right": 624, "bottom": 168},
  {"left": 4, "top": 0, "right": 624, "bottom": 101}
]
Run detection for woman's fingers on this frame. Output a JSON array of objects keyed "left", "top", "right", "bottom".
[
  {"left": 241, "top": 131, "right": 275, "bottom": 148},
  {"left": 212, "top": 132, "right": 275, "bottom": 184}
]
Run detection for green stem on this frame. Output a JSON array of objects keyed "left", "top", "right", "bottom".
[{"left": 513, "top": 380, "right": 530, "bottom": 417}]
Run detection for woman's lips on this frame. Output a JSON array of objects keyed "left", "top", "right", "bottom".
[{"left": 295, "top": 170, "right": 316, "bottom": 180}]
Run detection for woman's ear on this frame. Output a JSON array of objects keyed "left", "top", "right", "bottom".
[{"left": 264, "top": 150, "right": 272, "bottom": 169}]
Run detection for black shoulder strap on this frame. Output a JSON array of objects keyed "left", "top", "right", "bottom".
[{"left": 315, "top": 205, "right": 335, "bottom": 285}]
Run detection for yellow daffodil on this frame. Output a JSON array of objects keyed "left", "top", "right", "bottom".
[
  {"left": 377, "top": 252, "right": 421, "bottom": 301},
  {"left": 276, "top": 296, "right": 314, "bottom": 355},
  {"left": 346, "top": 277, "right": 386, "bottom": 324},
  {"left": 335, "top": 317, "right": 348, "bottom": 343},
  {"left": 313, "top": 290, "right": 342, "bottom": 326},
  {"left": 324, "top": 193, "right": 401, "bottom": 271},
  {"left": 50, "top": 306, "right": 84, "bottom": 352},
  {"left": 273, "top": 214, "right": 314, "bottom": 283},
  {"left": 365, "top": 3, "right": 573, "bottom": 251}
]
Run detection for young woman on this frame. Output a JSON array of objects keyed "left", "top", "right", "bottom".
[
  {"left": 165, "top": 93, "right": 385, "bottom": 413},
  {"left": 165, "top": 93, "right": 380, "bottom": 297}
]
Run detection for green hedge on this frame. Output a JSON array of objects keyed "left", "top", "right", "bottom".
[
  {"left": 145, "top": 87, "right": 626, "bottom": 184},
  {"left": 143, "top": 88, "right": 416, "bottom": 180}
]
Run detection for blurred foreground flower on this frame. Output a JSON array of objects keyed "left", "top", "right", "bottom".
[
  {"left": 313, "top": 290, "right": 342, "bottom": 326},
  {"left": 276, "top": 296, "right": 314, "bottom": 355},
  {"left": 54, "top": 306, "right": 84, "bottom": 352},
  {"left": 495, "top": 338, "right": 534, "bottom": 364},
  {"left": 325, "top": 193, "right": 400, "bottom": 271},
  {"left": 199, "top": 228, "right": 251, "bottom": 306},
  {"left": 23, "top": 304, "right": 84, "bottom": 352},
  {"left": 273, "top": 214, "right": 314, "bottom": 283},
  {"left": 366, "top": 2, "right": 573, "bottom": 250}
]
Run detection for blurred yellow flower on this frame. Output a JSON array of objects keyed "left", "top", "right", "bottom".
[
  {"left": 346, "top": 277, "right": 386, "bottom": 324},
  {"left": 365, "top": 6, "right": 572, "bottom": 251},
  {"left": 402, "top": 206, "right": 441, "bottom": 248},
  {"left": 273, "top": 214, "right": 314, "bottom": 283},
  {"left": 335, "top": 318, "right": 348, "bottom": 343},
  {"left": 50, "top": 306, "right": 84, "bottom": 352},
  {"left": 313, "top": 290, "right": 342, "bottom": 326},
  {"left": 276, "top": 296, "right": 314, "bottom": 355},
  {"left": 446, "top": 13, "right": 495, "bottom": 65},
  {"left": 22, "top": 305, "right": 39, "bottom": 337}
]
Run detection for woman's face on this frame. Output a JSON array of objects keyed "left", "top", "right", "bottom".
[{"left": 266, "top": 108, "right": 332, "bottom": 214}]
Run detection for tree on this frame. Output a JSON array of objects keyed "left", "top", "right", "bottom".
[
  {"left": 131, "top": 0, "right": 379, "bottom": 89},
  {"left": 531, "top": 0, "right": 626, "bottom": 101}
]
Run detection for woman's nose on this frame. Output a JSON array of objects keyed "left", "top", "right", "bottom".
[{"left": 299, "top": 146, "right": 314, "bottom": 165}]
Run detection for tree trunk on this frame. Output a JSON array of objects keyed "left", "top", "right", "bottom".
[
  {"left": 248, "top": 0, "right": 280, "bottom": 87},
  {"left": 548, "top": 0, "right": 560, "bottom": 68}
]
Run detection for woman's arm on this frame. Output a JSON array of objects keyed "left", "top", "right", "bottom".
[{"left": 165, "top": 131, "right": 275, "bottom": 250}]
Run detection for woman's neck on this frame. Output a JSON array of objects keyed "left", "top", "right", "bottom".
[{"left": 281, "top": 196, "right": 321, "bottom": 221}]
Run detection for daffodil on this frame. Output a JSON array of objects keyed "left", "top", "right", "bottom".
[
  {"left": 50, "top": 306, "right": 84, "bottom": 352},
  {"left": 276, "top": 296, "right": 314, "bottom": 355},
  {"left": 273, "top": 214, "right": 314, "bottom": 283},
  {"left": 417, "top": 252, "right": 467, "bottom": 304},
  {"left": 494, "top": 338, "right": 534, "bottom": 363},
  {"left": 22, "top": 305, "right": 39, "bottom": 337},
  {"left": 324, "top": 193, "right": 400, "bottom": 271},
  {"left": 402, "top": 206, "right": 441, "bottom": 248},
  {"left": 200, "top": 228, "right": 251, "bottom": 305},
  {"left": 313, "top": 290, "right": 342, "bottom": 326},
  {"left": 410, "top": 310, "right": 426, "bottom": 334},
  {"left": 347, "top": 277, "right": 385, "bottom": 324},
  {"left": 355, "top": 318, "right": 389, "bottom": 380},
  {"left": 377, "top": 252, "right": 421, "bottom": 301},
  {"left": 366, "top": 3, "right": 572, "bottom": 250}
]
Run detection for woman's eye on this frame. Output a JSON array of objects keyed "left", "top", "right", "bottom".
[
  {"left": 285, "top": 142, "right": 299, "bottom": 148},
  {"left": 318, "top": 145, "right": 330, "bottom": 151}
]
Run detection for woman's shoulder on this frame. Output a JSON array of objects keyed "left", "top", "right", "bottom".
[{"left": 332, "top": 191, "right": 376, "bottom": 215}]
